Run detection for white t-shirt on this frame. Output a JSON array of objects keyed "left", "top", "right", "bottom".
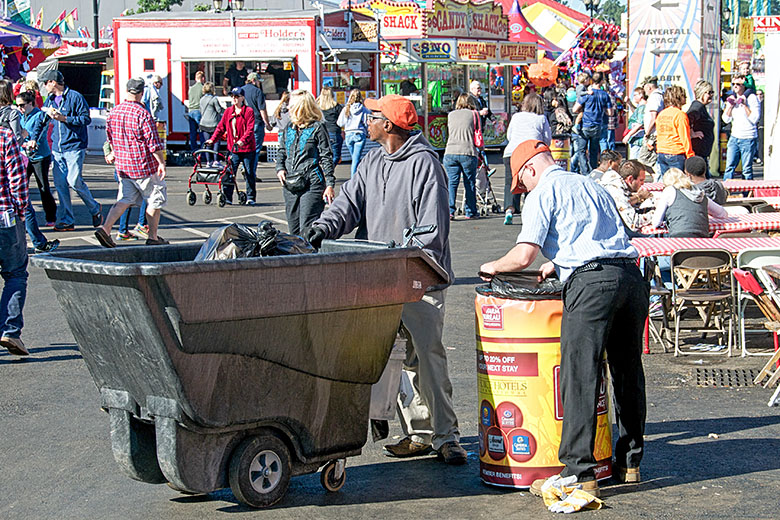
[{"left": 644, "top": 90, "right": 664, "bottom": 135}]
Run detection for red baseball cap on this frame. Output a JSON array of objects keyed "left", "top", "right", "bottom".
[
  {"left": 510, "top": 140, "right": 551, "bottom": 194},
  {"left": 364, "top": 94, "right": 418, "bottom": 130}
]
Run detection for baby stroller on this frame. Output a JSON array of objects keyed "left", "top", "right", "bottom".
[
  {"left": 459, "top": 152, "right": 502, "bottom": 216},
  {"left": 186, "top": 148, "right": 247, "bottom": 207}
]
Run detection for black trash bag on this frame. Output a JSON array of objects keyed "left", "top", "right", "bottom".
[
  {"left": 476, "top": 271, "right": 563, "bottom": 300},
  {"left": 194, "top": 221, "right": 316, "bottom": 261},
  {"left": 195, "top": 223, "right": 264, "bottom": 261},
  {"left": 255, "top": 220, "right": 315, "bottom": 256}
]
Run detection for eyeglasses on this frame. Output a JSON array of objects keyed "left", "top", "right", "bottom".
[
  {"left": 367, "top": 113, "right": 388, "bottom": 122},
  {"left": 733, "top": 81, "right": 744, "bottom": 86}
]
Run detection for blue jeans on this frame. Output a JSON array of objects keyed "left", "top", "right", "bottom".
[
  {"left": 114, "top": 172, "right": 146, "bottom": 234},
  {"left": 725, "top": 136, "right": 756, "bottom": 180},
  {"left": 578, "top": 125, "right": 601, "bottom": 173},
  {"left": 444, "top": 154, "right": 478, "bottom": 217},
  {"left": 657, "top": 153, "right": 686, "bottom": 177},
  {"left": 52, "top": 149, "right": 100, "bottom": 226},
  {"left": 0, "top": 218, "right": 27, "bottom": 339},
  {"left": 188, "top": 110, "right": 203, "bottom": 152},
  {"left": 600, "top": 126, "right": 614, "bottom": 151},
  {"left": 345, "top": 132, "right": 367, "bottom": 177},
  {"left": 329, "top": 131, "right": 344, "bottom": 164},
  {"left": 23, "top": 202, "right": 47, "bottom": 249},
  {"left": 254, "top": 122, "right": 265, "bottom": 166},
  {"left": 224, "top": 151, "right": 257, "bottom": 202}
]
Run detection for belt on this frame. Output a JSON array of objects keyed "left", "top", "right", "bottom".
[{"left": 573, "top": 257, "right": 636, "bottom": 276}]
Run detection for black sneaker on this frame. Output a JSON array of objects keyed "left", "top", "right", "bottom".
[
  {"left": 34, "top": 239, "right": 60, "bottom": 254},
  {"left": 92, "top": 204, "right": 103, "bottom": 228},
  {"left": 146, "top": 236, "right": 169, "bottom": 245},
  {"left": 53, "top": 223, "right": 75, "bottom": 232}
]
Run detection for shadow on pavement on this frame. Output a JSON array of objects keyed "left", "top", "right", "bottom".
[{"left": 0, "top": 342, "right": 81, "bottom": 364}]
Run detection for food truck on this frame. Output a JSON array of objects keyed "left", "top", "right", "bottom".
[
  {"left": 347, "top": 0, "right": 536, "bottom": 147},
  {"left": 112, "top": 8, "right": 380, "bottom": 150}
]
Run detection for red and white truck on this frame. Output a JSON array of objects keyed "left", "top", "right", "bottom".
[{"left": 113, "top": 8, "right": 380, "bottom": 150}]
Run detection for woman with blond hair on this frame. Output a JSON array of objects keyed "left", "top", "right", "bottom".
[
  {"left": 655, "top": 85, "right": 694, "bottom": 177},
  {"left": 444, "top": 93, "right": 480, "bottom": 220},
  {"left": 271, "top": 90, "right": 291, "bottom": 134},
  {"left": 316, "top": 86, "right": 344, "bottom": 165},
  {"left": 276, "top": 89, "right": 335, "bottom": 235},
  {"left": 337, "top": 89, "right": 369, "bottom": 176},
  {"left": 651, "top": 167, "right": 726, "bottom": 238},
  {"left": 687, "top": 79, "right": 716, "bottom": 164}
]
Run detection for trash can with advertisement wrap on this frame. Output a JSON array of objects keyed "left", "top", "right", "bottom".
[{"left": 475, "top": 272, "right": 612, "bottom": 488}]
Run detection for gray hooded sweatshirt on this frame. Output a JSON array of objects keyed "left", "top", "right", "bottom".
[{"left": 314, "top": 132, "right": 453, "bottom": 289}]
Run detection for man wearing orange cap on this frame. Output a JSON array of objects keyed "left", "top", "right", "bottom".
[
  {"left": 306, "top": 95, "right": 466, "bottom": 465},
  {"left": 480, "top": 140, "right": 648, "bottom": 497}
]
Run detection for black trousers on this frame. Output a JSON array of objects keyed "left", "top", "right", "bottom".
[
  {"left": 282, "top": 184, "right": 325, "bottom": 236},
  {"left": 27, "top": 156, "right": 57, "bottom": 224},
  {"left": 559, "top": 262, "right": 649, "bottom": 481}
]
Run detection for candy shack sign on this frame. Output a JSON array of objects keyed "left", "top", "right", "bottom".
[
  {"left": 426, "top": 0, "right": 508, "bottom": 40},
  {"left": 349, "top": 0, "right": 426, "bottom": 40}
]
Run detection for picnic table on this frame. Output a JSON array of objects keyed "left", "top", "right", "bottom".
[
  {"left": 631, "top": 236, "right": 780, "bottom": 257},
  {"left": 640, "top": 213, "right": 780, "bottom": 235},
  {"left": 643, "top": 179, "right": 780, "bottom": 195},
  {"left": 727, "top": 196, "right": 780, "bottom": 209}
]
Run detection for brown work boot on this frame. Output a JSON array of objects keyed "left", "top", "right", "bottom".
[
  {"left": 384, "top": 436, "right": 433, "bottom": 458},
  {"left": 436, "top": 441, "right": 467, "bottom": 465},
  {"left": 530, "top": 476, "right": 600, "bottom": 498},
  {"left": 1, "top": 336, "right": 29, "bottom": 356},
  {"left": 615, "top": 466, "right": 641, "bottom": 483}
]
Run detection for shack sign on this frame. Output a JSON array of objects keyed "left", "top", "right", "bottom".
[
  {"left": 350, "top": 0, "right": 425, "bottom": 39},
  {"left": 753, "top": 15, "right": 780, "bottom": 33},
  {"left": 426, "top": 0, "right": 508, "bottom": 40}
]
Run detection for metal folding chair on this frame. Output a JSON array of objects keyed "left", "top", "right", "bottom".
[{"left": 671, "top": 249, "right": 735, "bottom": 356}]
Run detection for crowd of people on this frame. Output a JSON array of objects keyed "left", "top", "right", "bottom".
[{"left": 0, "top": 61, "right": 769, "bottom": 508}]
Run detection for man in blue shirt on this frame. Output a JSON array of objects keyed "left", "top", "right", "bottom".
[
  {"left": 573, "top": 71, "right": 613, "bottom": 174},
  {"left": 243, "top": 72, "right": 273, "bottom": 192},
  {"left": 480, "top": 140, "right": 648, "bottom": 498},
  {"left": 39, "top": 69, "right": 102, "bottom": 231}
]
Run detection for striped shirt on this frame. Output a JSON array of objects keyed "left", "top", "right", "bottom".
[
  {"left": 0, "top": 126, "right": 28, "bottom": 214},
  {"left": 106, "top": 100, "right": 164, "bottom": 179},
  {"left": 516, "top": 165, "right": 637, "bottom": 282}
]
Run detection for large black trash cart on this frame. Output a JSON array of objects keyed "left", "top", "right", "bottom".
[{"left": 30, "top": 240, "right": 447, "bottom": 508}]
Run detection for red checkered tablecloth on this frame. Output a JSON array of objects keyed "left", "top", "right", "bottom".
[
  {"left": 631, "top": 237, "right": 780, "bottom": 257},
  {"left": 643, "top": 180, "right": 780, "bottom": 194},
  {"left": 641, "top": 213, "right": 780, "bottom": 235}
]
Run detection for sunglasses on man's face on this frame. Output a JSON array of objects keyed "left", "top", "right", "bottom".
[{"left": 368, "top": 113, "right": 388, "bottom": 122}]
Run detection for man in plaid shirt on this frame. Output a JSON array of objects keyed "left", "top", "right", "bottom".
[
  {"left": 0, "top": 125, "right": 30, "bottom": 356},
  {"left": 94, "top": 78, "right": 168, "bottom": 248}
]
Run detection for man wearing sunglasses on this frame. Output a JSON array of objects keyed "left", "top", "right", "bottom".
[
  {"left": 305, "top": 94, "right": 466, "bottom": 465},
  {"left": 480, "top": 140, "right": 648, "bottom": 498},
  {"left": 723, "top": 74, "right": 760, "bottom": 180}
]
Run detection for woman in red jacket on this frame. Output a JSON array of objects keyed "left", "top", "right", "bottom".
[{"left": 205, "top": 87, "right": 257, "bottom": 205}]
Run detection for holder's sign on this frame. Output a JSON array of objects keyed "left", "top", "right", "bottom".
[{"left": 426, "top": 0, "right": 508, "bottom": 40}]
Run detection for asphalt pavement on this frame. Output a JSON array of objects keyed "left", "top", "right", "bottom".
[{"left": 1, "top": 153, "right": 779, "bottom": 519}]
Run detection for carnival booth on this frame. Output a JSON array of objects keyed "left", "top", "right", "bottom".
[
  {"left": 113, "top": 8, "right": 380, "bottom": 148},
  {"left": 348, "top": 0, "right": 536, "bottom": 148}
]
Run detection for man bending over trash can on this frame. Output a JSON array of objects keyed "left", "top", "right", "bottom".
[
  {"left": 305, "top": 94, "right": 467, "bottom": 465},
  {"left": 480, "top": 140, "right": 648, "bottom": 499}
]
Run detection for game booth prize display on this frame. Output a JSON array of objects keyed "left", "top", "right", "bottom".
[
  {"left": 347, "top": 0, "right": 537, "bottom": 148},
  {"left": 112, "top": 8, "right": 380, "bottom": 151}
]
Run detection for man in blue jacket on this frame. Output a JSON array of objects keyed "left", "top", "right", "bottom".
[{"left": 39, "top": 70, "right": 102, "bottom": 231}]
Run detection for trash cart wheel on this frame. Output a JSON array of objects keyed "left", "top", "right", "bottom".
[
  {"left": 203, "top": 190, "right": 212, "bottom": 205},
  {"left": 229, "top": 434, "right": 291, "bottom": 508},
  {"left": 186, "top": 191, "right": 196, "bottom": 206},
  {"left": 238, "top": 191, "right": 248, "bottom": 205},
  {"left": 218, "top": 192, "right": 227, "bottom": 207},
  {"left": 320, "top": 459, "right": 346, "bottom": 492}
]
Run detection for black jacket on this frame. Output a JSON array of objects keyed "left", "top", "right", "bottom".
[
  {"left": 276, "top": 121, "right": 335, "bottom": 191},
  {"left": 321, "top": 104, "right": 343, "bottom": 134}
]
